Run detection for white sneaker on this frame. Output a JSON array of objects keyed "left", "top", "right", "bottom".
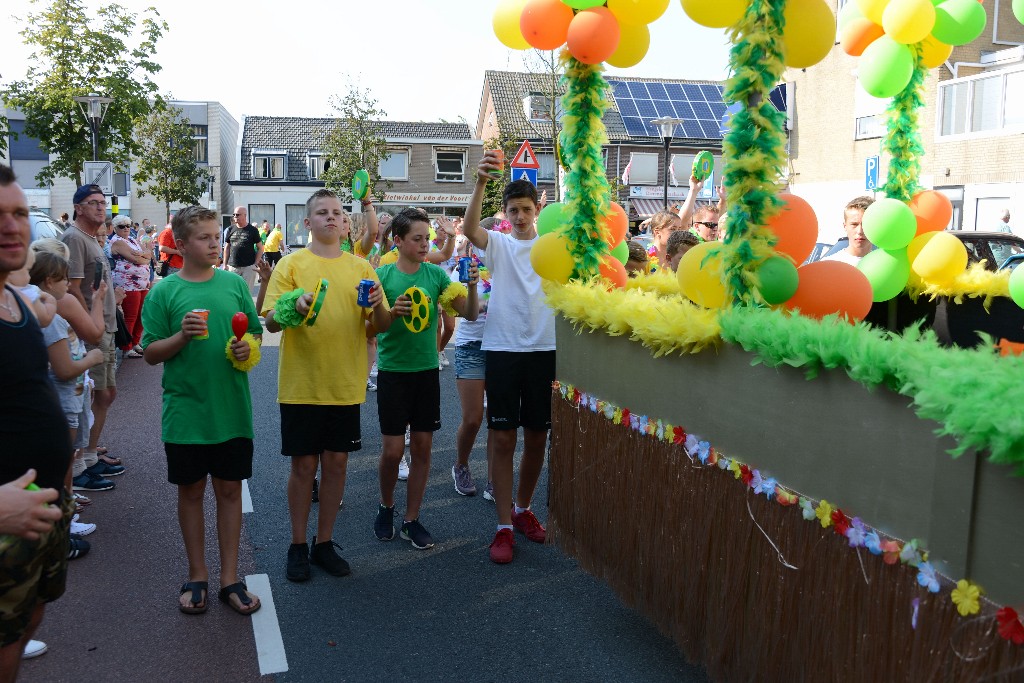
[
  {"left": 398, "top": 454, "right": 410, "bottom": 481},
  {"left": 71, "top": 519, "right": 96, "bottom": 536},
  {"left": 369, "top": 362, "right": 378, "bottom": 379},
  {"left": 439, "top": 351, "right": 450, "bottom": 368},
  {"left": 366, "top": 379, "right": 377, "bottom": 392},
  {"left": 22, "top": 640, "right": 47, "bottom": 659}
]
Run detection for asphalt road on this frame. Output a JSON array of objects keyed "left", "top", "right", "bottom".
[{"left": 23, "top": 335, "right": 710, "bottom": 683}]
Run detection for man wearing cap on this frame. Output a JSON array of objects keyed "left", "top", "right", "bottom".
[
  {"left": 60, "top": 184, "right": 122, "bottom": 480},
  {"left": 223, "top": 206, "right": 263, "bottom": 290}
]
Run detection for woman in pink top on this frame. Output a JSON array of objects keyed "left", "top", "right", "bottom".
[{"left": 109, "top": 216, "right": 151, "bottom": 356}]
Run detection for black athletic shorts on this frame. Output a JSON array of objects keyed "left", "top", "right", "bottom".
[
  {"left": 279, "top": 403, "right": 362, "bottom": 456},
  {"left": 485, "top": 350, "right": 556, "bottom": 431},
  {"left": 165, "top": 437, "right": 254, "bottom": 485},
  {"left": 376, "top": 369, "right": 441, "bottom": 436}
]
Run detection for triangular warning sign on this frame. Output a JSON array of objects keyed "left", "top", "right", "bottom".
[{"left": 510, "top": 140, "right": 540, "bottom": 169}]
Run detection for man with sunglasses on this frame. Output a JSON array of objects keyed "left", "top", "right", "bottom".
[
  {"left": 222, "top": 206, "right": 263, "bottom": 291},
  {"left": 60, "top": 185, "right": 122, "bottom": 485},
  {"left": 690, "top": 206, "right": 721, "bottom": 243}
]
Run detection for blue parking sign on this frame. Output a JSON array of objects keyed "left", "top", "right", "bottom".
[{"left": 865, "top": 156, "right": 879, "bottom": 191}]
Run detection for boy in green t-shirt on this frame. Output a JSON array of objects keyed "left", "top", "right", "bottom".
[
  {"left": 372, "top": 208, "right": 478, "bottom": 550},
  {"left": 263, "top": 189, "right": 392, "bottom": 582},
  {"left": 142, "top": 206, "right": 263, "bottom": 616}
]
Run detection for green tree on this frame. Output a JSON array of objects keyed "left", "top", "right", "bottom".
[
  {"left": 1, "top": 0, "right": 167, "bottom": 187},
  {"left": 321, "top": 81, "right": 391, "bottom": 202},
  {"left": 132, "top": 103, "right": 212, "bottom": 223}
]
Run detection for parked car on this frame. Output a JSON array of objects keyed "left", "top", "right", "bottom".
[
  {"left": 29, "top": 209, "right": 65, "bottom": 242},
  {"left": 811, "top": 231, "right": 1024, "bottom": 271},
  {"left": 630, "top": 233, "right": 654, "bottom": 254}
]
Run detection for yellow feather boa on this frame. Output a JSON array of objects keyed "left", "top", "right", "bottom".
[
  {"left": 905, "top": 263, "right": 1011, "bottom": 309},
  {"left": 440, "top": 282, "right": 468, "bottom": 317}
]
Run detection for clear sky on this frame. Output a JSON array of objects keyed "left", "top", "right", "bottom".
[{"left": 0, "top": 0, "right": 732, "bottom": 127}]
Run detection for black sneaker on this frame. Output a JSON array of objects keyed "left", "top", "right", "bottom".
[
  {"left": 68, "top": 535, "right": 90, "bottom": 560},
  {"left": 309, "top": 536, "right": 351, "bottom": 577},
  {"left": 311, "top": 477, "right": 319, "bottom": 504},
  {"left": 86, "top": 460, "right": 125, "bottom": 477},
  {"left": 400, "top": 519, "right": 435, "bottom": 550},
  {"left": 374, "top": 503, "right": 395, "bottom": 541},
  {"left": 286, "top": 542, "right": 310, "bottom": 582}
]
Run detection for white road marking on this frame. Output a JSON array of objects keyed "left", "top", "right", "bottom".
[
  {"left": 246, "top": 573, "right": 288, "bottom": 675},
  {"left": 241, "top": 478, "right": 253, "bottom": 514}
]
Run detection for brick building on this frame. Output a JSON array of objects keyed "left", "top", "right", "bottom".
[
  {"left": 230, "top": 117, "right": 483, "bottom": 246},
  {"left": 785, "top": 0, "right": 1024, "bottom": 240}
]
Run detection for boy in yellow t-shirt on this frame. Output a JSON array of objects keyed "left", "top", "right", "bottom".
[
  {"left": 263, "top": 223, "right": 284, "bottom": 267},
  {"left": 262, "top": 189, "right": 393, "bottom": 582}
]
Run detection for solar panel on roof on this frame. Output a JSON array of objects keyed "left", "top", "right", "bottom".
[
  {"left": 608, "top": 78, "right": 727, "bottom": 139},
  {"left": 627, "top": 82, "right": 649, "bottom": 98}
]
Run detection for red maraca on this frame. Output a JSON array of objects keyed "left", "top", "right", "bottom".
[{"left": 231, "top": 312, "right": 249, "bottom": 342}]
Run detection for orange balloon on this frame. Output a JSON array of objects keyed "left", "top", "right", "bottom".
[
  {"left": 908, "top": 190, "right": 953, "bottom": 235},
  {"left": 599, "top": 202, "right": 628, "bottom": 245},
  {"left": 520, "top": 0, "right": 574, "bottom": 50},
  {"left": 784, "top": 261, "right": 873, "bottom": 322},
  {"left": 567, "top": 7, "right": 621, "bottom": 64},
  {"left": 839, "top": 17, "right": 885, "bottom": 56},
  {"left": 599, "top": 254, "right": 628, "bottom": 288},
  {"left": 765, "top": 193, "right": 819, "bottom": 263}
]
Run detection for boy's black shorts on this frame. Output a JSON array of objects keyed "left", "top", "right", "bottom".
[
  {"left": 279, "top": 403, "right": 362, "bottom": 456},
  {"left": 485, "top": 350, "right": 556, "bottom": 432},
  {"left": 165, "top": 437, "right": 254, "bottom": 485},
  {"left": 376, "top": 369, "right": 441, "bottom": 436}
]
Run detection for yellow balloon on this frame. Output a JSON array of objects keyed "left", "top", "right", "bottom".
[
  {"left": 919, "top": 33, "right": 952, "bottom": 68},
  {"left": 493, "top": 0, "right": 531, "bottom": 50},
  {"left": 907, "top": 231, "right": 968, "bottom": 283},
  {"left": 606, "top": 22, "right": 650, "bottom": 67},
  {"left": 530, "top": 232, "right": 575, "bottom": 283},
  {"left": 609, "top": 0, "right": 669, "bottom": 25},
  {"left": 680, "top": 0, "right": 746, "bottom": 28},
  {"left": 783, "top": 0, "right": 836, "bottom": 68},
  {"left": 882, "top": 0, "right": 936, "bottom": 44},
  {"left": 677, "top": 241, "right": 729, "bottom": 309},
  {"left": 856, "top": 0, "right": 889, "bottom": 25}
]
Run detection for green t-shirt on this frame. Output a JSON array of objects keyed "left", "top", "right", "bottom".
[
  {"left": 375, "top": 262, "right": 454, "bottom": 373},
  {"left": 141, "top": 269, "right": 263, "bottom": 444}
]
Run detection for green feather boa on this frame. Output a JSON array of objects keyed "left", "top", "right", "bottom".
[{"left": 882, "top": 44, "right": 926, "bottom": 202}]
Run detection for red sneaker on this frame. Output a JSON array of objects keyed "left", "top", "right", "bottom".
[
  {"left": 489, "top": 528, "right": 515, "bottom": 564},
  {"left": 511, "top": 508, "right": 546, "bottom": 543}
]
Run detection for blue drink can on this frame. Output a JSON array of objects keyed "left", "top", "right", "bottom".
[
  {"left": 357, "top": 279, "right": 375, "bottom": 307},
  {"left": 458, "top": 256, "right": 472, "bottom": 283}
]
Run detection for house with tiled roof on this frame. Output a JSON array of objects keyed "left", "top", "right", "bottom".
[
  {"left": 230, "top": 116, "right": 483, "bottom": 245},
  {"left": 476, "top": 70, "right": 731, "bottom": 221}
]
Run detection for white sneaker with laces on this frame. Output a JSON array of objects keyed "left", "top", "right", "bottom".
[
  {"left": 71, "top": 519, "right": 96, "bottom": 536},
  {"left": 439, "top": 351, "right": 450, "bottom": 368},
  {"left": 398, "top": 454, "right": 410, "bottom": 481},
  {"left": 22, "top": 640, "right": 47, "bottom": 659},
  {"left": 366, "top": 379, "right": 377, "bottom": 392}
]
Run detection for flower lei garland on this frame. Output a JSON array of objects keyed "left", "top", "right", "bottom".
[
  {"left": 224, "top": 333, "right": 260, "bottom": 372},
  {"left": 553, "top": 380, "right": 1023, "bottom": 642}
]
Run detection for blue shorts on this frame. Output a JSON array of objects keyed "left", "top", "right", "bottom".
[{"left": 455, "top": 341, "right": 486, "bottom": 380}]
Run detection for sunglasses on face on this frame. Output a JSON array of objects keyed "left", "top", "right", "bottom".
[{"left": 693, "top": 221, "right": 719, "bottom": 229}]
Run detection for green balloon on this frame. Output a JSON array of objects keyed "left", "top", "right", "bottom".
[
  {"left": 1014, "top": 0, "right": 1024, "bottom": 25},
  {"left": 611, "top": 240, "right": 629, "bottom": 265},
  {"left": 536, "top": 203, "right": 566, "bottom": 236},
  {"left": 756, "top": 256, "right": 799, "bottom": 305},
  {"left": 858, "top": 248, "right": 911, "bottom": 302},
  {"left": 933, "top": 0, "right": 987, "bottom": 46},
  {"left": 862, "top": 198, "right": 917, "bottom": 250},
  {"left": 859, "top": 36, "right": 914, "bottom": 98},
  {"left": 1009, "top": 263, "right": 1024, "bottom": 309},
  {"left": 562, "top": 0, "right": 606, "bottom": 7}
]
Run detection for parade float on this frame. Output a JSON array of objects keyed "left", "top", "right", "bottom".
[{"left": 492, "top": 0, "right": 1024, "bottom": 680}]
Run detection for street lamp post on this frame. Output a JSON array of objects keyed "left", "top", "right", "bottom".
[
  {"left": 73, "top": 93, "right": 113, "bottom": 162},
  {"left": 651, "top": 116, "right": 683, "bottom": 211}
]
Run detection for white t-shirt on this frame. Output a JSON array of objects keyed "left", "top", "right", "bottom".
[
  {"left": 822, "top": 249, "right": 864, "bottom": 266},
  {"left": 480, "top": 231, "right": 555, "bottom": 352}
]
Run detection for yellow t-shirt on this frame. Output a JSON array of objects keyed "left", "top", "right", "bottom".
[
  {"left": 262, "top": 248, "right": 386, "bottom": 405},
  {"left": 378, "top": 248, "right": 399, "bottom": 266},
  {"left": 264, "top": 228, "right": 284, "bottom": 253}
]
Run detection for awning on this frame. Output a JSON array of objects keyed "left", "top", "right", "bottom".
[{"left": 628, "top": 198, "right": 669, "bottom": 219}]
